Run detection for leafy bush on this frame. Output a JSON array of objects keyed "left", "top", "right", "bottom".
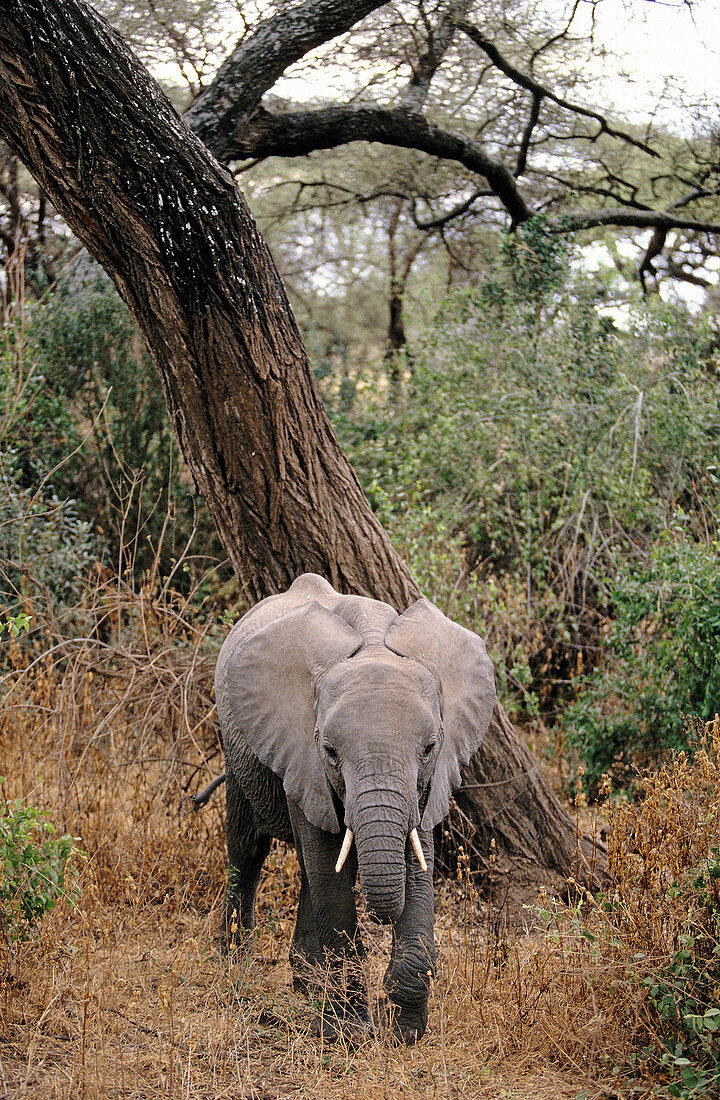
[
  {"left": 0, "top": 787, "right": 80, "bottom": 940},
  {"left": 0, "top": 476, "right": 100, "bottom": 629},
  {"left": 0, "top": 260, "right": 228, "bottom": 611},
  {"left": 647, "top": 915, "right": 720, "bottom": 1098},
  {"left": 565, "top": 537, "right": 720, "bottom": 789},
  {"left": 29, "top": 262, "right": 203, "bottom": 572},
  {"left": 0, "top": 282, "right": 101, "bottom": 631},
  {"left": 502, "top": 215, "right": 570, "bottom": 314}
]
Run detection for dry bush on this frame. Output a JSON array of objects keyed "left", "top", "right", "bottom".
[
  {"left": 476, "top": 722, "right": 720, "bottom": 1098},
  {"left": 604, "top": 722, "right": 720, "bottom": 956},
  {"left": 0, "top": 556, "right": 228, "bottom": 915}
]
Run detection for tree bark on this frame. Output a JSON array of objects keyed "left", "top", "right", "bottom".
[
  {"left": 0, "top": 0, "right": 601, "bottom": 885},
  {"left": 454, "top": 706, "right": 603, "bottom": 891}
]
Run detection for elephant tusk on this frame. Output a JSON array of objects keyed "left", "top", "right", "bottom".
[
  {"left": 335, "top": 827, "right": 354, "bottom": 873},
  {"left": 409, "top": 828, "right": 428, "bottom": 872}
]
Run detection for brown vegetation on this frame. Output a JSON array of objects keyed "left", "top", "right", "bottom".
[{"left": 1, "top": 577, "right": 718, "bottom": 1098}]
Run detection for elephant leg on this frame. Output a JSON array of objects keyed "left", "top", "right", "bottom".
[
  {"left": 382, "top": 828, "right": 436, "bottom": 1045},
  {"left": 289, "top": 867, "right": 323, "bottom": 993},
  {"left": 222, "top": 771, "right": 271, "bottom": 952},
  {"left": 287, "top": 803, "right": 370, "bottom": 1039}
]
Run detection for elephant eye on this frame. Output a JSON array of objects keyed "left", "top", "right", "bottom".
[
  {"left": 324, "top": 744, "right": 339, "bottom": 765},
  {"left": 422, "top": 742, "right": 436, "bottom": 760}
]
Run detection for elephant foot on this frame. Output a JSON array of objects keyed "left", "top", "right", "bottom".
[
  {"left": 376, "top": 996, "right": 428, "bottom": 1046},
  {"left": 310, "top": 1002, "right": 373, "bottom": 1044}
]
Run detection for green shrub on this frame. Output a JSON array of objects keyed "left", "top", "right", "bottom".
[
  {"left": 1, "top": 261, "right": 227, "bottom": 605},
  {"left": 332, "top": 277, "right": 720, "bottom": 724},
  {"left": 0, "top": 786, "right": 81, "bottom": 940},
  {"left": 565, "top": 537, "right": 720, "bottom": 790},
  {"left": 30, "top": 263, "right": 196, "bottom": 571},
  {"left": 0, "top": 476, "right": 99, "bottom": 628},
  {"left": 647, "top": 914, "right": 720, "bottom": 1098}
]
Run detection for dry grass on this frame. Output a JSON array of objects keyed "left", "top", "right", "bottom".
[
  {"left": 0, "top": 867, "right": 631, "bottom": 1099},
  {"left": 1, "top": 573, "right": 718, "bottom": 1099}
]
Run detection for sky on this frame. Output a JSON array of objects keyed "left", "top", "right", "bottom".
[
  {"left": 576, "top": 0, "right": 718, "bottom": 124},
  {"left": 572, "top": 0, "right": 718, "bottom": 307}
]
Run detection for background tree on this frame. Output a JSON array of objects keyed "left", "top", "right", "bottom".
[
  {"left": 178, "top": 0, "right": 718, "bottom": 340},
  {"left": 5, "top": 0, "right": 717, "bottom": 349}
]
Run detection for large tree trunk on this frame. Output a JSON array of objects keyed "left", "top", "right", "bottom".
[{"left": 0, "top": 0, "right": 601, "bottom": 887}]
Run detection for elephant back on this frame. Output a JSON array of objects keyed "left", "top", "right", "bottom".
[
  {"left": 221, "top": 573, "right": 343, "bottom": 652},
  {"left": 334, "top": 595, "right": 398, "bottom": 648},
  {"left": 215, "top": 574, "right": 363, "bottom": 832},
  {"left": 215, "top": 574, "right": 495, "bottom": 834}
]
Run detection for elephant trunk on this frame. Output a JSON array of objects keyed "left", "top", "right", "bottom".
[{"left": 351, "top": 785, "right": 414, "bottom": 924}]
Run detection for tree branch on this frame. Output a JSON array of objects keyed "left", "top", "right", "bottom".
[
  {"left": 665, "top": 259, "right": 715, "bottom": 290},
  {"left": 455, "top": 18, "right": 659, "bottom": 159},
  {"left": 529, "top": 166, "right": 651, "bottom": 209},
  {"left": 639, "top": 225, "right": 667, "bottom": 293},
  {"left": 411, "top": 186, "right": 490, "bottom": 229},
  {"left": 548, "top": 209, "right": 720, "bottom": 234},
  {"left": 516, "top": 91, "right": 542, "bottom": 177},
  {"left": 399, "top": 0, "right": 470, "bottom": 113},
  {"left": 184, "top": 0, "right": 386, "bottom": 159},
  {"left": 228, "top": 105, "right": 532, "bottom": 225}
]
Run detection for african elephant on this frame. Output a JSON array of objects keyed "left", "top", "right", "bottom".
[{"left": 214, "top": 573, "right": 495, "bottom": 1044}]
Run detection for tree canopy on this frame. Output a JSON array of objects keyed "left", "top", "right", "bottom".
[
  {"left": 5, "top": 1, "right": 716, "bottom": 349},
  {"left": 176, "top": 0, "right": 718, "bottom": 288}
]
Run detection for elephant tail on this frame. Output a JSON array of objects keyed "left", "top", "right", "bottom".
[{"left": 192, "top": 771, "right": 227, "bottom": 810}]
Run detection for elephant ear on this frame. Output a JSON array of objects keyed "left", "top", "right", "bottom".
[
  {"left": 385, "top": 598, "right": 496, "bottom": 829},
  {"left": 216, "top": 602, "right": 362, "bottom": 831}
]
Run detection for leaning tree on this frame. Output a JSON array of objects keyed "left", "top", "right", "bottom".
[{"left": 7, "top": 0, "right": 715, "bottom": 891}]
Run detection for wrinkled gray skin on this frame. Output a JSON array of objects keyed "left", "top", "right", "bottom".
[{"left": 214, "top": 574, "right": 495, "bottom": 1044}]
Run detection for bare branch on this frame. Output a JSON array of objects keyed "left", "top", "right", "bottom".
[
  {"left": 549, "top": 209, "right": 720, "bottom": 234},
  {"left": 529, "top": 166, "right": 650, "bottom": 209},
  {"left": 227, "top": 105, "right": 532, "bottom": 225},
  {"left": 639, "top": 225, "right": 667, "bottom": 293},
  {"left": 400, "top": 0, "right": 470, "bottom": 113},
  {"left": 669, "top": 187, "right": 716, "bottom": 211},
  {"left": 455, "top": 18, "right": 659, "bottom": 159},
  {"left": 665, "top": 260, "right": 715, "bottom": 290},
  {"left": 411, "top": 186, "right": 490, "bottom": 229},
  {"left": 529, "top": 0, "right": 585, "bottom": 66},
  {"left": 516, "top": 91, "right": 542, "bottom": 176}
]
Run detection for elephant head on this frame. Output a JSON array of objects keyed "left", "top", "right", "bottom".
[{"left": 216, "top": 575, "right": 495, "bottom": 924}]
